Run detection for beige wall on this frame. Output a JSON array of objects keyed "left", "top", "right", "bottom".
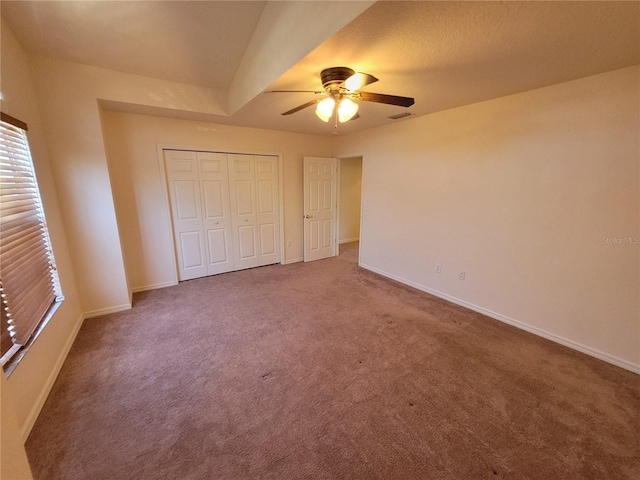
[
  {"left": 339, "top": 157, "right": 362, "bottom": 243},
  {"left": 100, "top": 111, "right": 333, "bottom": 290},
  {"left": 1, "top": 374, "right": 33, "bottom": 479},
  {"left": 27, "top": 56, "right": 237, "bottom": 317},
  {"left": 28, "top": 58, "right": 130, "bottom": 316},
  {"left": 335, "top": 66, "right": 640, "bottom": 373},
  {"left": 1, "top": 19, "right": 84, "bottom": 453}
]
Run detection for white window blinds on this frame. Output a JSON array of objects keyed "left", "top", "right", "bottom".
[{"left": 0, "top": 114, "right": 62, "bottom": 360}]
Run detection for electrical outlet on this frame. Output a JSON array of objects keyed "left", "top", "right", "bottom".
[
  {"left": 458, "top": 271, "right": 465, "bottom": 281},
  {"left": 435, "top": 263, "right": 442, "bottom": 273},
  {"left": 287, "top": 240, "right": 292, "bottom": 248}
]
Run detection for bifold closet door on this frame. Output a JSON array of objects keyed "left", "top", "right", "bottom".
[
  {"left": 228, "top": 154, "right": 281, "bottom": 271},
  {"left": 166, "top": 150, "right": 280, "bottom": 281},
  {"left": 165, "top": 151, "right": 235, "bottom": 281},
  {"left": 198, "top": 152, "right": 235, "bottom": 276},
  {"left": 255, "top": 155, "right": 281, "bottom": 266},
  {"left": 164, "top": 150, "right": 208, "bottom": 281},
  {"left": 227, "top": 154, "right": 260, "bottom": 270}
]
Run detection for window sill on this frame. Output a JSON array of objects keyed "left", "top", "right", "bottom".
[{"left": 2, "top": 299, "right": 64, "bottom": 378}]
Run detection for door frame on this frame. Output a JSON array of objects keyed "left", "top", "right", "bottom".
[
  {"left": 335, "top": 153, "right": 365, "bottom": 258},
  {"left": 157, "top": 144, "right": 285, "bottom": 285}
]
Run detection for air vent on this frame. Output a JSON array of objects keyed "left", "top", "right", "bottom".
[{"left": 388, "top": 112, "right": 412, "bottom": 120}]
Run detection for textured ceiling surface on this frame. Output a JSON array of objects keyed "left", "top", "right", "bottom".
[
  {"left": 2, "top": 0, "right": 267, "bottom": 89},
  {"left": 2, "top": 1, "right": 639, "bottom": 136}
]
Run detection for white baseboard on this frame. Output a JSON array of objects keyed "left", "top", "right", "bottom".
[
  {"left": 132, "top": 281, "right": 177, "bottom": 294},
  {"left": 284, "top": 257, "right": 304, "bottom": 264},
  {"left": 339, "top": 237, "right": 360, "bottom": 244},
  {"left": 83, "top": 303, "right": 131, "bottom": 319},
  {"left": 360, "top": 263, "right": 640, "bottom": 375},
  {"left": 21, "top": 312, "right": 85, "bottom": 441}
]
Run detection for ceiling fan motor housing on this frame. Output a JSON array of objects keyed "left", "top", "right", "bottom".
[{"left": 321, "top": 66, "right": 355, "bottom": 92}]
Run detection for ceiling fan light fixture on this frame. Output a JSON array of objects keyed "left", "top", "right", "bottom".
[
  {"left": 276, "top": 67, "right": 414, "bottom": 124},
  {"left": 338, "top": 98, "right": 358, "bottom": 122},
  {"left": 315, "top": 97, "right": 335, "bottom": 122}
]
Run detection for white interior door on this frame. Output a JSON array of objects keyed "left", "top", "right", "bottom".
[
  {"left": 303, "top": 156, "right": 337, "bottom": 262},
  {"left": 165, "top": 150, "right": 207, "bottom": 280},
  {"left": 198, "top": 152, "right": 235, "bottom": 275}
]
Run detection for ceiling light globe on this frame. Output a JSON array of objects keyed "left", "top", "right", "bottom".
[
  {"left": 315, "top": 97, "right": 335, "bottom": 122},
  {"left": 338, "top": 98, "right": 358, "bottom": 122}
]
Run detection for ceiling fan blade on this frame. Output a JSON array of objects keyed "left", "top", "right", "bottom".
[
  {"left": 356, "top": 92, "right": 415, "bottom": 108},
  {"left": 282, "top": 99, "right": 319, "bottom": 116},
  {"left": 265, "top": 90, "right": 324, "bottom": 94},
  {"left": 344, "top": 72, "right": 378, "bottom": 91},
  {"left": 347, "top": 113, "right": 360, "bottom": 121}
]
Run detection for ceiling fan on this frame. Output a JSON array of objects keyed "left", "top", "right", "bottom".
[{"left": 267, "top": 66, "right": 414, "bottom": 126}]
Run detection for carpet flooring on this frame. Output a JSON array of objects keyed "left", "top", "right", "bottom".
[{"left": 25, "top": 242, "right": 640, "bottom": 479}]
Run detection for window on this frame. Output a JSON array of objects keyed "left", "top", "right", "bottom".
[{"left": 1, "top": 112, "right": 63, "bottom": 369}]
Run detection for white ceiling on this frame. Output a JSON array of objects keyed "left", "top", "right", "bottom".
[
  {"left": 1, "top": 1, "right": 266, "bottom": 89},
  {"left": 2, "top": 1, "right": 639, "bottom": 137}
]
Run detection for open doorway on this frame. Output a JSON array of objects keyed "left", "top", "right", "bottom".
[{"left": 337, "top": 156, "right": 362, "bottom": 259}]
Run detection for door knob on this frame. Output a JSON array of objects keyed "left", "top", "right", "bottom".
[
  {"left": 304, "top": 214, "right": 313, "bottom": 219},
  {"left": 243, "top": 219, "right": 248, "bottom": 222}
]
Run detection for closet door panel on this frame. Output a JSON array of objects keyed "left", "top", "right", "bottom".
[
  {"left": 228, "top": 154, "right": 260, "bottom": 270},
  {"left": 237, "top": 225, "right": 257, "bottom": 259},
  {"left": 259, "top": 224, "right": 276, "bottom": 256},
  {"left": 180, "top": 231, "right": 205, "bottom": 268},
  {"left": 202, "top": 180, "right": 224, "bottom": 217},
  {"left": 174, "top": 181, "right": 199, "bottom": 220},
  {"left": 164, "top": 151, "right": 207, "bottom": 280},
  {"left": 255, "top": 155, "right": 280, "bottom": 266},
  {"left": 198, "top": 152, "right": 235, "bottom": 275},
  {"left": 207, "top": 229, "right": 228, "bottom": 264},
  {"left": 234, "top": 180, "right": 255, "bottom": 215},
  {"left": 257, "top": 180, "right": 275, "bottom": 214}
]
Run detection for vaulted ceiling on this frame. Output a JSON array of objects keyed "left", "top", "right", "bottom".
[{"left": 2, "top": 1, "right": 639, "bottom": 136}]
